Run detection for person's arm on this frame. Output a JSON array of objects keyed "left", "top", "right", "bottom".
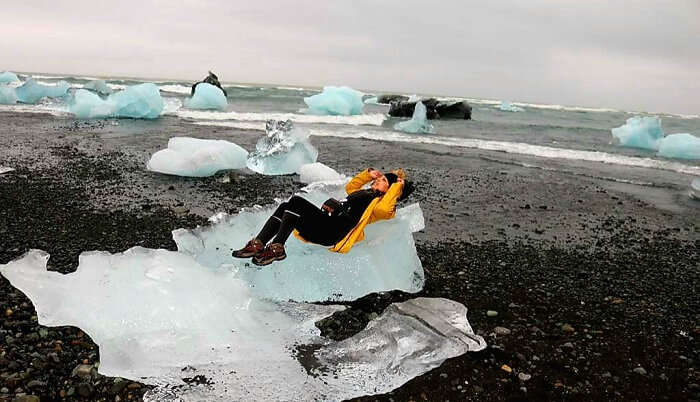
[
  {"left": 345, "top": 168, "right": 378, "bottom": 195},
  {"left": 372, "top": 180, "right": 404, "bottom": 220}
]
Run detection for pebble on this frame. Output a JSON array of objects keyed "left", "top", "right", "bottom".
[
  {"left": 487, "top": 310, "right": 498, "bottom": 317},
  {"left": 518, "top": 373, "right": 532, "bottom": 382},
  {"left": 562, "top": 342, "right": 574, "bottom": 349},
  {"left": 494, "top": 327, "right": 511, "bottom": 335},
  {"left": 602, "top": 372, "right": 612, "bottom": 378},
  {"left": 501, "top": 364, "right": 512, "bottom": 373},
  {"left": 632, "top": 367, "right": 647, "bottom": 375},
  {"left": 561, "top": 324, "right": 575, "bottom": 332},
  {"left": 72, "top": 364, "right": 93, "bottom": 379},
  {"left": 0, "top": 387, "right": 7, "bottom": 393}
]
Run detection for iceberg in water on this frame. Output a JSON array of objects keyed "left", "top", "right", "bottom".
[
  {"left": 611, "top": 116, "right": 664, "bottom": 150},
  {"left": 691, "top": 179, "right": 700, "bottom": 200},
  {"left": 147, "top": 137, "right": 248, "bottom": 177},
  {"left": 0, "top": 71, "right": 20, "bottom": 84},
  {"left": 83, "top": 79, "right": 112, "bottom": 95},
  {"left": 0, "top": 86, "right": 17, "bottom": 104},
  {"left": 393, "top": 101, "right": 435, "bottom": 134},
  {"left": 497, "top": 101, "right": 524, "bottom": 112},
  {"left": 657, "top": 133, "right": 700, "bottom": 160},
  {"left": 297, "top": 162, "right": 344, "bottom": 183},
  {"left": 246, "top": 120, "right": 318, "bottom": 175},
  {"left": 184, "top": 82, "right": 227, "bottom": 111},
  {"left": 304, "top": 86, "right": 364, "bottom": 116},
  {"left": 69, "top": 83, "right": 164, "bottom": 119},
  {"left": 15, "top": 78, "right": 70, "bottom": 104}
]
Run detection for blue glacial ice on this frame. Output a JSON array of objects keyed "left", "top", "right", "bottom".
[
  {"left": 304, "top": 86, "right": 364, "bottom": 116},
  {"left": 246, "top": 120, "right": 318, "bottom": 175},
  {"left": 657, "top": 133, "right": 700, "bottom": 160},
  {"left": 147, "top": 137, "right": 248, "bottom": 177},
  {"left": 184, "top": 82, "right": 228, "bottom": 111},
  {"left": 393, "top": 101, "right": 435, "bottom": 134},
  {"left": 69, "top": 83, "right": 164, "bottom": 119},
  {"left": 297, "top": 162, "right": 345, "bottom": 183},
  {"left": 0, "top": 86, "right": 17, "bottom": 104},
  {"left": 15, "top": 78, "right": 70, "bottom": 104},
  {"left": 82, "top": 79, "right": 112, "bottom": 95},
  {"left": 497, "top": 101, "right": 524, "bottom": 112},
  {"left": 0, "top": 71, "right": 19, "bottom": 84},
  {"left": 611, "top": 116, "right": 664, "bottom": 150}
]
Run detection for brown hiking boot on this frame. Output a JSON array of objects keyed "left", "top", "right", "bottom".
[
  {"left": 232, "top": 238, "right": 264, "bottom": 258},
  {"left": 252, "top": 243, "right": 286, "bottom": 266}
]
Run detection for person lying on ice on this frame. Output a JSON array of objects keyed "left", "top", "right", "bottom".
[{"left": 232, "top": 168, "right": 413, "bottom": 266}]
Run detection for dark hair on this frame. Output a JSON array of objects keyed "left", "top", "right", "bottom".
[{"left": 384, "top": 173, "right": 414, "bottom": 201}]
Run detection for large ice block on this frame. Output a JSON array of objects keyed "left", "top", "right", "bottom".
[
  {"left": 611, "top": 116, "right": 664, "bottom": 150},
  {"left": 147, "top": 137, "right": 248, "bottom": 177},
  {"left": 0, "top": 86, "right": 17, "bottom": 104},
  {"left": 15, "top": 78, "right": 70, "bottom": 104},
  {"left": 297, "top": 162, "right": 344, "bottom": 183},
  {"left": 657, "top": 133, "right": 700, "bottom": 160},
  {"left": 83, "top": 79, "right": 113, "bottom": 95},
  {"left": 0, "top": 71, "right": 19, "bottom": 84},
  {"left": 69, "top": 83, "right": 164, "bottom": 119},
  {"left": 246, "top": 120, "right": 318, "bottom": 175},
  {"left": 304, "top": 86, "right": 364, "bottom": 116},
  {"left": 393, "top": 101, "right": 435, "bottom": 134},
  {"left": 184, "top": 82, "right": 228, "bottom": 111},
  {"left": 497, "top": 101, "right": 524, "bottom": 112}
]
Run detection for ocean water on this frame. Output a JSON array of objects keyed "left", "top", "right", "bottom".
[{"left": 2, "top": 72, "right": 699, "bottom": 179}]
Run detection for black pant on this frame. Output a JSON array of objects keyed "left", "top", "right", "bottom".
[{"left": 272, "top": 196, "right": 352, "bottom": 246}]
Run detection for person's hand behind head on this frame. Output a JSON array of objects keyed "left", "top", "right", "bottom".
[{"left": 369, "top": 168, "right": 383, "bottom": 179}]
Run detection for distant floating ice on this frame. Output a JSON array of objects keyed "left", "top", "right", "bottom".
[
  {"left": 246, "top": 120, "right": 318, "bottom": 175},
  {"left": 297, "top": 162, "right": 344, "bottom": 183},
  {"left": 70, "top": 83, "right": 164, "bottom": 119},
  {"left": 611, "top": 116, "right": 700, "bottom": 160},
  {"left": 15, "top": 78, "right": 70, "bottom": 104},
  {"left": 393, "top": 101, "right": 435, "bottom": 134},
  {"left": 83, "top": 79, "right": 113, "bottom": 95},
  {"left": 0, "top": 71, "right": 19, "bottom": 84},
  {"left": 304, "top": 86, "right": 364, "bottom": 116},
  {"left": 657, "top": 133, "right": 700, "bottom": 160},
  {"left": 497, "top": 101, "right": 524, "bottom": 112},
  {"left": 0, "top": 86, "right": 17, "bottom": 104},
  {"left": 184, "top": 82, "right": 227, "bottom": 111},
  {"left": 147, "top": 137, "right": 248, "bottom": 177}
]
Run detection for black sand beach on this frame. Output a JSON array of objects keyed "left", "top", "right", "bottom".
[{"left": 1, "top": 112, "right": 698, "bottom": 401}]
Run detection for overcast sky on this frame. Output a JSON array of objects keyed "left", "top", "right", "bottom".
[{"left": 2, "top": 1, "right": 698, "bottom": 114}]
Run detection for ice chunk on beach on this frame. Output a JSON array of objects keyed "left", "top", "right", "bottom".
[
  {"left": 657, "top": 133, "right": 700, "bottom": 160},
  {"left": 393, "top": 101, "right": 435, "bottom": 134},
  {"left": 83, "top": 79, "right": 112, "bottom": 95},
  {"left": 691, "top": 179, "right": 700, "bottom": 200},
  {"left": 0, "top": 248, "right": 483, "bottom": 400},
  {"left": 15, "top": 78, "right": 70, "bottom": 104},
  {"left": 0, "top": 86, "right": 17, "bottom": 104},
  {"left": 0, "top": 166, "right": 14, "bottom": 174},
  {"left": 297, "top": 162, "right": 344, "bottom": 183},
  {"left": 611, "top": 116, "right": 664, "bottom": 150},
  {"left": 497, "top": 101, "right": 524, "bottom": 112},
  {"left": 147, "top": 137, "right": 248, "bottom": 177},
  {"left": 184, "top": 82, "right": 227, "bottom": 111},
  {"left": 304, "top": 86, "right": 364, "bottom": 116},
  {"left": 246, "top": 120, "right": 318, "bottom": 175},
  {"left": 70, "top": 83, "right": 163, "bottom": 119},
  {"left": 0, "top": 71, "right": 19, "bottom": 84}
]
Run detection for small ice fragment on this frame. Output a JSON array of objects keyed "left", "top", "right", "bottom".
[
  {"left": 657, "top": 133, "right": 700, "bottom": 160},
  {"left": 690, "top": 179, "right": 700, "bottom": 200},
  {"left": 69, "top": 83, "right": 164, "bottom": 119},
  {"left": 611, "top": 116, "right": 664, "bottom": 150},
  {"left": 184, "top": 82, "right": 227, "bottom": 111},
  {"left": 304, "top": 86, "right": 364, "bottom": 116},
  {"left": 0, "top": 86, "right": 17, "bottom": 104},
  {"left": 363, "top": 96, "right": 379, "bottom": 105},
  {"left": 147, "top": 137, "right": 248, "bottom": 177},
  {"left": 83, "top": 80, "right": 113, "bottom": 95},
  {"left": 0, "top": 166, "right": 15, "bottom": 174},
  {"left": 0, "top": 71, "right": 20, "bottom": 84},
  {"left": 246, "top": 120, "right": 318, "bottom": 175},
  {"left": 15, "top": 79, "right": 70, "bottom": 104},
  {"left": 297, "top": 162, "right": 344, "bottom": 183},
  {"left": 393, "top": 101, "right": 435, "bottom": 134},
  {"left": 497, "top": 101, "right": 524, "bottom": 112}
]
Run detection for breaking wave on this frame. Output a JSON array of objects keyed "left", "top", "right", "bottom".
[{"left": 177, "top": 109, "right": 387, "bottom": 126}]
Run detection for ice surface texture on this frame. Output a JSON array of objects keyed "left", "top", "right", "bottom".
[
  {"left": 304, "top": 86, "right": 364, "bottom": 115},
  {"left": 15, "top": 78, "right": 70, "bottom": 104},
  {"left": 394, "top": 101, "right": 435, "bottom": 134},
  {"left": 0, "top": 86, "right": 17, "bottom": 104},
  {"left": 83, "top": 79, "right": 113, "bottom": 95},
  {"left": 70, "top": 83, "right": 164, "bottom": 119},
  {"left": 497, "top": 101, "right": 524, "bottom": 112},
  {"left": 0, "top": 71, "right": 19, "bottom": 83},
  {"left": 297, "top": 162, "right": 344, "bottom": 183},
  {"left": 184, "top": 82, "right": 227, "bottom": 111},
  {"left": 147, "top": 137, "right": 248, "bottom": 177},
  {"left": 691, "top": 179, "right": 700, "bottom": 200},
  {"left": 246, "top": 120, "right": 318, "bottom": 175},
  {"left": 611, "top": 116, "right": 700, "bottom": 159}
]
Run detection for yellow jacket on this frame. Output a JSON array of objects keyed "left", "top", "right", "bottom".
[{"left": 294, "top": 168, "right": 404, "bottom": 253}]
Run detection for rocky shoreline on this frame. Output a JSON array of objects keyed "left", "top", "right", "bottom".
[{"left": 1, "top": 112, "right": 698, "bottom": 401}]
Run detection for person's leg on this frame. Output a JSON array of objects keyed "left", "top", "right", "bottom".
[{"left": 233, "top": 200, "right": 289, "bottom": 258}]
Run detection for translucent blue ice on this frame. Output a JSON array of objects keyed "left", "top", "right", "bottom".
[
  {"left": 83, "top": 80, "right": 112, "bottom": 95},
  {"left": 657, "top": 133, "right": 700, "bottom": 160},
  {"left": 0, "top": 71, "right": 19, "bottom": 84},
  {"left": 246, "top": 120, "right": 318, "bottom": 175},
  {"left": 611, "top": 116, "right": 664, "bottom": 150},
  {"left": 304, "top": 86, "right": 364, "bottom": 116},
  {"left": 393, "top": 101, "right": 435, "bottom": 134},
  {"left": 15, "top": 79, "right": 70, "bottom": 104},
  {"left": 147, "top": 137, "right": 248, "bottom": 177},
  {"left": 497, "top": 101, "right": 524, "bottom": 112},
  {"left": 0, "top": 86, "right": 17, "bottom": 104},
  {"left": 297, "top": 162, "right": 344, "bottom": 183},
  {"left": 184, "top": 83, "right": 228, "bottom": 111},
  {"left": 70, "top": 83, "right": 164, "bottom": 119},
  {"left": 363, "top": 96, "right": 379, "bottom": 105}
]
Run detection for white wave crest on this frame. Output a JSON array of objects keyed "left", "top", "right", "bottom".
[
  {"left": 177, "top": 109, "right": 387, "bottom": 126},
  {"left": 192, "top": 121, "right": 265, "bottom": 130},
  {"left": 159, "top": 84, "right": 191, "bottom": 95}
]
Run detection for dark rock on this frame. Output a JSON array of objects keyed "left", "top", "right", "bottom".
[
  {"left": 77, "top": 382, "right": 93, "bottom": 397},
  {"left": 388, "top": 98, "right": 472, "bottom": 120},
  {"left": 376, "top": 94, "right": 409, "bottom": 104}
]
